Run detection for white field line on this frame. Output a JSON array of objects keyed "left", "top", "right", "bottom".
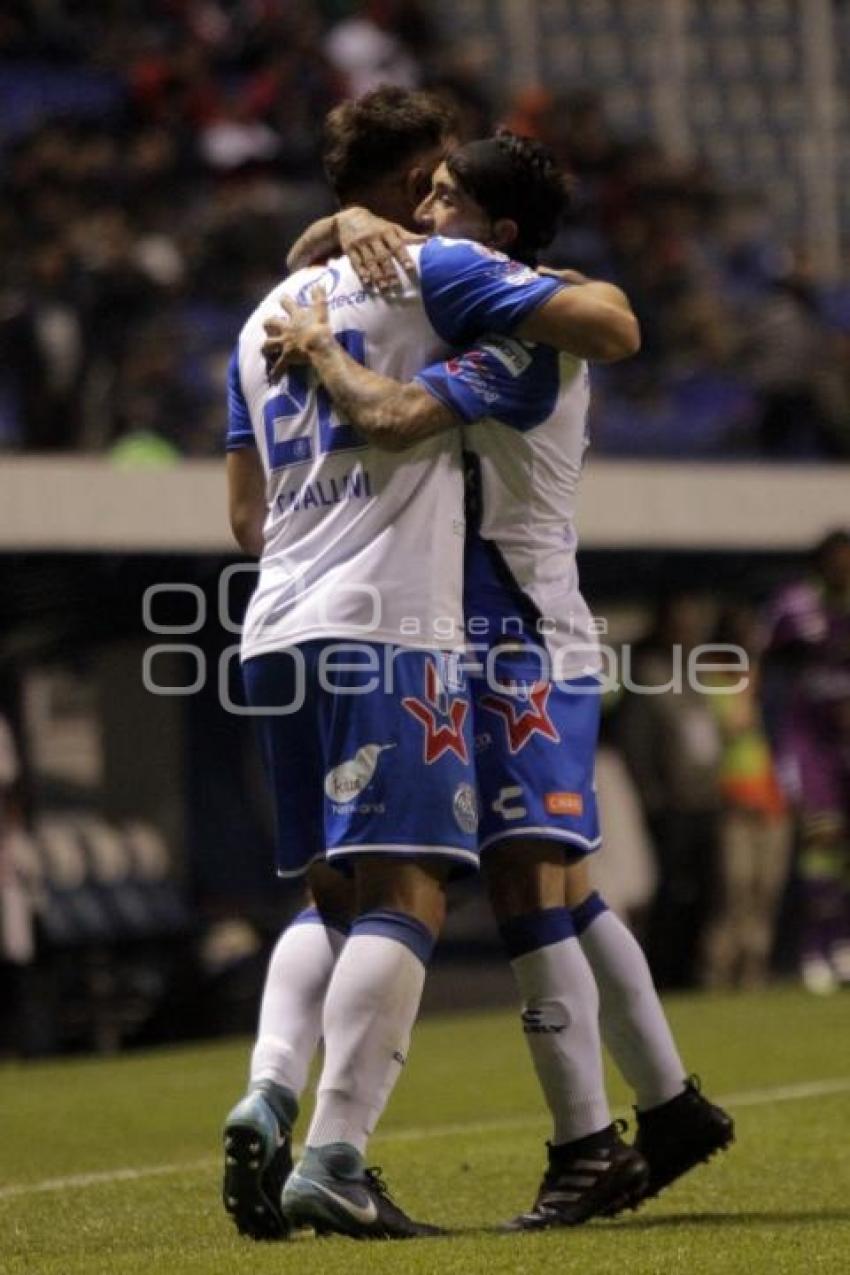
[{"left": 1, "top": 1075, "right": 849, "bottom": 1203}]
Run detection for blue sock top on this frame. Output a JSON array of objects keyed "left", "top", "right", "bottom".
[
  {"left": 351, "top": 908, "right": 435, "bottom": 967},
  {"left": 292, "top": 905, "right": 351, "bottom": 938},
  {"left": 570, "top": 891, "right": 608, "bottom": 936},
  {"left": 499, "top": 907, "right": 575, "bottom": 960}
]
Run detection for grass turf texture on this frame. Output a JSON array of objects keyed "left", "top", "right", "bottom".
[{"left": 1, "top": 988, "right": 848, "bottom": 1275}]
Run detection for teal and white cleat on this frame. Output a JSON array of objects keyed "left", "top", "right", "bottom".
[
  {"left": 282, "top": 1143, "right": 442, "bottom": 1240},
  {"left": 222, "top": 1085, "right": 295, "bottom": 1240}
]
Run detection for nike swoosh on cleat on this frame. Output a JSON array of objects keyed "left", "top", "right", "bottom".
[{"left": 301, "top": 1176, "right": 379, "bottom": 1225}]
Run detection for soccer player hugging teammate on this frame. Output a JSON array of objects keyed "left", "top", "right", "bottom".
[
  {"left": 266, "top": 124, "right": 734, "bottom": 1232},
  {"left": 223, "top": 88, "right": 653, "bottom": 1241}
]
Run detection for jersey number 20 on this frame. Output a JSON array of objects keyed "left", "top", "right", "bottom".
[{"left": 263, "top": 330, "right": 367, "bottom": 471}]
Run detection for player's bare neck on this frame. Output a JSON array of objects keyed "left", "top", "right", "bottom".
[
  {"left": 341, "top": 181, "right": 413, "bottom": 230},
  {"left": 341, "top": 191, "right": 392, "bottom": 220}
]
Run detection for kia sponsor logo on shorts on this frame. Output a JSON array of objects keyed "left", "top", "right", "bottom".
[
  {"left": 452, "top": 782, "right": 479, "bottom": 835},
  {"left": 544, "top": 791, "right": 583, "bottom": 816},
  {"left": 324, "top": 743, "right": 394, "bottom": 804}
]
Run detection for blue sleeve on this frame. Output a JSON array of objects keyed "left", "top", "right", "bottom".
[
  {"left": 419, "top": 237, "right": 565, "bottom": 346},
  {"left": 415, "top": 337, "right": 560, "bottom": 431},
  {"left": 225, "top": 346, "right": 256, "bottom": 451}
]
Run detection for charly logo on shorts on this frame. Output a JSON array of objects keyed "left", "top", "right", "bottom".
[
  {"left": 452, "top": 782, "right": 479, "bottom": 835},
  {"left": 296, "top": 265, "right": 340, "bottom": 305},
  {"left": 324, "top": 744, "right": 394, "bottom": 804},
  {"left": 492, "top": 785, "right": 527, "bottom": 822}
]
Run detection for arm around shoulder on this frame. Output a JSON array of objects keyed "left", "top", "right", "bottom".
[{"left": 516, "top": 281, "right": 641, "bottom": 362}]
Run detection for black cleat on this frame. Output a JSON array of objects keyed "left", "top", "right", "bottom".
[
  {"left": 282, "top": 1144, "right": 443, "bottom": 1240},
  {"left": 635, "top": 1076, "right": 734, "bottom": 1198},
  {"left": 504, "top": 1122, "right": 649, "bottom": 1231},
  {"left": 222, "top": 1091, "right": 293, "bottom": 1240}
]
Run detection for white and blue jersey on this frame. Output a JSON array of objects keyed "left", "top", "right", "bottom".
[
  {"left": 416, "top": 337, "right": 603, "bottom": 858},
  {"left": 226, "top": 238, "right": 563, "bottom": 876},
  {"left": 416, "top": 335, "right": 599, "bottom": 679},
  {"left": 226, "top": 238, "right": 563, "bottom": 660}
]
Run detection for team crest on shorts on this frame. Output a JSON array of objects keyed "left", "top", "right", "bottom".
[
  {"left": 402, "top": 660, "right": 469, "bottom": 764},
  {"left": 452, "top": 782, "right": 479, "bottom": 835},
  {"left": 478, "top": 682, "right": 560, "bottom": 754}
]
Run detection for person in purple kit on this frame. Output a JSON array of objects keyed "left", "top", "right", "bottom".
[{"left": 763, "top": 528, "right": 850, "bottom": 994}]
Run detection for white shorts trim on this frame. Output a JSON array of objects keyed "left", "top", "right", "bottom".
[
  {"left": 275, "top": 844, "right": 479, "bottom": 879},
  {"left": 275, "top": 849, "right": 327, "bottom": 880},
  {"left": 327, "top": 843, "right": 479, "bottom": 868},
  {"left": 242, "top": 630, "right": 465, "bottom": 663},
  {"left": 478, "top": 826, "right": 602, "bottom": 855}
]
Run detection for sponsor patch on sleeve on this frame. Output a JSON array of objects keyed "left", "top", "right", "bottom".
[{"left": 480, "top": 335, "right": 533, "bottom": 377}]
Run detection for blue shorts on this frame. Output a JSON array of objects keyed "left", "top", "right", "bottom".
[
  {"left": 242, "top": 643, "right": 478, "bottom": 879},
  {"left": 471, "top": 658, "right": 602, "bottom": 859}
]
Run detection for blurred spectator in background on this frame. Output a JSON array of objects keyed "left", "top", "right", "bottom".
[
  {"left": 763, "top": 530, "right": 850, "bottom": 994},
  {"left": 593, "top": 721, "right": 657, "bottom": 931},
  {"left": 702, "top": 605, "right": 791, "bottom": 990},
  {"left": 0, "top": 234, "right": 86, "bottom": 450},
  {"left": 2, "top": 3, "right": 850, "bottom": 458},
  {"left": 617, "top": 593, "right": 722, "bottom": 988},
  {"left": 741, "top": 252, "right": 850, "bottom": 459},
  {"left": 0, "top": 703, "right": 36, "bottom": 1053},
  {"left": 323, "top": 0, "right": 436, "bottom": 96}
]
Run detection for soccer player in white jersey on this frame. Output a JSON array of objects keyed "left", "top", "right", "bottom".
[
  {"left": 222, "top": 91, "right": 640, "bottom": 1241},
  {"left": 272, "top": 131, "right": 734, "bottom": 1230}
]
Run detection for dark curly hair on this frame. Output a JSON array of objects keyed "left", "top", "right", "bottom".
[
  {"left": 323, "top": 86, "right": 457, "bottom": 203},
  {"left": 445, "top": 129, "right": 571, "bottom": 264}
]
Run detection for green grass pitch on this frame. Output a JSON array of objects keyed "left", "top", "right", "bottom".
[{"left": 2, "top": 988, "right": 849, "bottom": 1275}]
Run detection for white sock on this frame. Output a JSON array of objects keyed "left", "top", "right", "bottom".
[
  {"left": 574, "top": 895, "right": 685, "bottom": 1110},
  {"left": 250, "top": 908, "right": 347, "bottom": 1101},
  {"left": 306, "top": 910, "right": 433, "bottom": 1154},
  {"left": 502, "top": 908, "right": 611, "bottom": 1144}
]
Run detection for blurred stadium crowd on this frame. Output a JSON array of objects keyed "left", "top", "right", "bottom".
[{"left": 2, "top": 0, "right": 850, "bottom": 458}]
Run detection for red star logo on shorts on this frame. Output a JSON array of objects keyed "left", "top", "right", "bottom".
[
  {"left": 478, "top": 682, "right": 560, "bottom": 755},
  {"left": 402, "top": 660, "right": 469, "bottom": 764}
]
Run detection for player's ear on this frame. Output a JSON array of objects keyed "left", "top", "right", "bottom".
[{"left": 492, "top": 218, "right": 519, "bottom": 253}]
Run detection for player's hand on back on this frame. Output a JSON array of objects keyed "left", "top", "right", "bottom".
[
  {"left": 286, "top": 208, "right": 421, "bottom": 292},
  {"left": 262, "top": 288, "right": 334, "bottom": 383},
  {"left": 336, "top": 207, "right": 423, "bottom": 293},
  {"left": 262, "top": 316, "right": 299, "bottom": 384}
]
